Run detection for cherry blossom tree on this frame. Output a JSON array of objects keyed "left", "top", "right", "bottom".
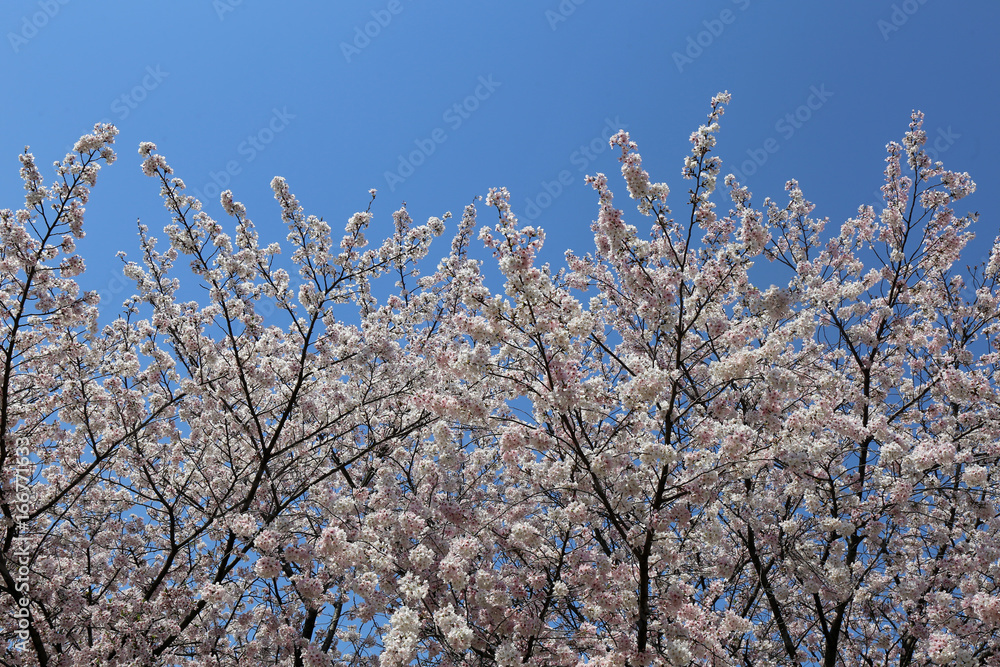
[{"left": 1, "top": 95, "right": 998, "bottom": 666}]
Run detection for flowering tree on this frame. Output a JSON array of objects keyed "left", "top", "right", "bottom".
[{"left": 1, "top": 95, "right": 998, "bottom": 666}]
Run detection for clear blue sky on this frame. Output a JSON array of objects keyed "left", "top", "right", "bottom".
[{"left": 2, "top": 1, "right": 998, "bottom": 309}]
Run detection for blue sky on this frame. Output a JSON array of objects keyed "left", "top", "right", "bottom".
[{"left": 2, "top": 1, "right": 998, "bottom": 310}]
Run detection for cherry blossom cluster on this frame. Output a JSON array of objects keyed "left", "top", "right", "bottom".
[{"left": 0, "top": 100, "right": 997, "bottom": 667}]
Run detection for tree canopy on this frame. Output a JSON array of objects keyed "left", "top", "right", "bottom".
[{"left": 1, "top": 94, "right": 999, "bottom": 666}]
